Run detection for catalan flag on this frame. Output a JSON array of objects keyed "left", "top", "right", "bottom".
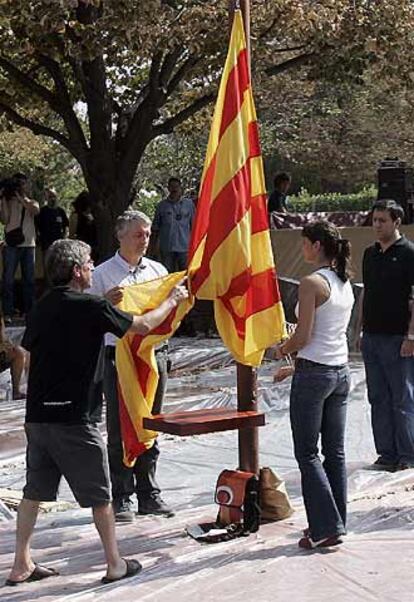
[
  {"left": 115, "top": 10, "right": 285, "bottom": 465},
  {"left": 116, "top": 271, "right": 192, "bottom": 466},
  {"left": 188, "top": 10, "right": 285, "bottom": 366}
]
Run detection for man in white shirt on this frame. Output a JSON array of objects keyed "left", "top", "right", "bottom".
[{"left": 89, "top": 210, "right": 173, "bottom": 522}]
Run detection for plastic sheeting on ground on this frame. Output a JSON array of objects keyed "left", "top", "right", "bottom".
[{"left": 0, "top": 337, "right": 414, "bottom": 601}]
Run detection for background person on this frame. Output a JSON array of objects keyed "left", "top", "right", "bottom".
[
  {"left": 356, "top": 199, "right": 414, "bottom": 471},
  {"left": 36, "top": 188, "right": 69, "bottom": 255},
  {"left": 0, "top": 173, "right": 40, "bottom": 324},
  {"left": 150, "top": 176, "right": 195, "bottom": 273},
  {"left": 268, "top": 172, "right": 291, "bottom": 214},
  {"left": 69, "top": 191, "right": 98, "bottom": 259},
  {"left": 275, "top": 221, "right": 354, "bottom": 549},
  {"left": 0, "top": 312, "right": 27, "bottom": 399},
  {"left": 6, "top": 238, "right": 188, "bottom": 586},
  {"left": 89, "top": 211, "right": 173, "bottom": 522}
]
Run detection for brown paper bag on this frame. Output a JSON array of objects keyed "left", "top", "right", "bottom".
[{"left": 259, "top": 467, "right": 294, "bottom": 521}]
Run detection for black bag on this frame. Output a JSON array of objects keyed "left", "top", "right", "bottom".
[{"left": 5, "top": 208, "right": 25, "bottom": 247}]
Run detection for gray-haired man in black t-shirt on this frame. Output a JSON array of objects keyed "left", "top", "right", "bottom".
[{"left": 6, "top": 239, "right": 188, "bottom": 587}]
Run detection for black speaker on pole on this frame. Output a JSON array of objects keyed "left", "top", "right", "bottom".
[{"left": 377, "top": 158, "right": 414, "bottom": 223}]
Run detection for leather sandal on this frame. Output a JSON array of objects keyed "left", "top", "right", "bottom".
[
  {"left": 101, "top": 558, "right": 142, "bottom": 584},
  {"left": 5, "top": 563, "right": 59, "bottom": 586}
]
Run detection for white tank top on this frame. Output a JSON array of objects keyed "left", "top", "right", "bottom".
[{"left": 297, "top": 268, "right": 355, "bottom": 366}]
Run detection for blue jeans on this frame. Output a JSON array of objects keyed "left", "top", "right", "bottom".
[
  {"left": 361, "top": 333, "right": 414, "bottom": 465},
  {"left": 290, "top": 359, "right": 350, "bottom": 541},
  {"left": 2, "top": 246, "right": 35, "bottom": 316},
  {"left": 160, "top": 251, "right": 187, "bottom": 273}
]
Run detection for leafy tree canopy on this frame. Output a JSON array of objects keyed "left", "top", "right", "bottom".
[{"left": 0, "top": 0, "right": 413, "bottom": 255}]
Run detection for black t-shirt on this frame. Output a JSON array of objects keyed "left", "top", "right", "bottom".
[
  {"left": 23, "top": 287, "right": 133, "bottom": 424},
  {"left": 362, "top": 235, "right": 414, "bottom": 335},
  {"left": 36, "top": 206, "right": 69, "bottom": 250},
  {"left": 268, "top": 190, "right": 287, "bottom": 213},
  {"left": 76, "top": 213, "right": 97, "bottom": 247}
]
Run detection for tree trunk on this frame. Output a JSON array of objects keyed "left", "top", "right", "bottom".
[
  {"left": 77, "top": 142, "right": 142, "bottom": 261},
  {"left": 86, "top": 179, "right": 131, "bottom": 262}
]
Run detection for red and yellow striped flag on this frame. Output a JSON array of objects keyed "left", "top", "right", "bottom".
[
  {"left": 116, "top": 271, "right": 192, "bottom": 466},
  {"left": 115, "top": 10, "right": 286, "bottom": 465},
  {"left": 188, "top": 10, "right": 285, "bottom": 366}
]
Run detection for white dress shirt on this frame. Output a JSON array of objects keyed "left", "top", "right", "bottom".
[{"left": 88, "top": 252, "right": 168, "bottom": 347}]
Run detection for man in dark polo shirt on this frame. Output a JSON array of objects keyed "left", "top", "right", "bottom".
[
  {"left": 357, "top": 199, "right": 414, "bottom": 471},
  {"left": 6, "top": 239, "right": 188, "bottom": 587}
]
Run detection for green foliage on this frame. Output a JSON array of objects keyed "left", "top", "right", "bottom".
[
  {"left": 0, "top": 123, "right": 84, "bottom": 209},
  {"left": 135, "top": 127, "right": 208, "bottom": 198},
  {"left": 0, "top": 125, "right": 50, "bottom": 175},
  {"left": 133, "top": 190, "right": 160, "bottom": 219},
  {"left": 288, "top": 185, "right": 377, "bottom": 213},
  {"left": 0, "top": 0, "right": 413, "bottom": 259},
  {"left": 39, "top": 145, "right": 85, "bottom": 210}
]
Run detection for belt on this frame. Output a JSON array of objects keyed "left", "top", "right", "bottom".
[
  {"left": 295, "top": 358, "right": 346, "bottom": 370},
  {"left": 105, "top": 345, "right": 168, "bottom": 359}
]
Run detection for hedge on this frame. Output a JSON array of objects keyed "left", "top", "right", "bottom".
[{"left": 288, "top": 185, "right": 377, "bottom": 213}]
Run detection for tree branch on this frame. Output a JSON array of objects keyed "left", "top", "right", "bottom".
[
  {"left": 70, "top": 1, "right": 113, "bottom": 153},
  {"left": 0, "top": 56, "right": 56, "bottom": 108},
  {"left": 265, "top": 52, "right": 315, "bottom": 76},
  {"left": 271, "top": 45, "right": 309, "bottom": 54},
  {"left": 0, "top": 55, "right": 89, "bottom": 159},
  {"left": 119, "top": 51, "right": 165, "bottom": 147},
  {"left": 117, "top": 83, "right": 212, "bottom": 191},
  {"left": 123, "top": 49, "right": 199, "bottom": 146},
  {"left": 152, "top": 92, "right": 215, "bottom": 136},
  {"left": 0, "top": 100, "right": 73, "bottom": 152},
  {"left": 148, "top": 51, "right": 164, "bottom": 94},
  {"left": 258, "top": 18, "right": 278, "bottom": 40},
  {"left": 166, "top": 55, "right": 199, "bottom": 96},
  {"left": 36, "top": 53, "right": 89, "bottom": 156},
  {"left": 159, "top": 46, "right": 184, "bottom": 90},
  {"left": 56, "top": 27, "right": 89, "bottom": 99}
]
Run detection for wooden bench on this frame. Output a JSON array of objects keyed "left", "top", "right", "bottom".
[{"left": 143, "top": 408, "right": 265, "bottom": 436}]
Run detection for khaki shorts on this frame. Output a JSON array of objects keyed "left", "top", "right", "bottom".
[{"left": 23, "top": 423, "right": 111, "bottom": 508}]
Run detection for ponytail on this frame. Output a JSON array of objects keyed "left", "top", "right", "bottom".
[
  {"left": 302, "top": 220, "right": 353, "bottom": 282},
  {"left": 334, "top": 238, "right": 352, "bottom": 283}
]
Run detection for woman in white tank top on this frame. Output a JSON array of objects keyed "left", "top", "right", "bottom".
[{"left": 274, "top": 221, "right": 354, "bottom": 549}]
